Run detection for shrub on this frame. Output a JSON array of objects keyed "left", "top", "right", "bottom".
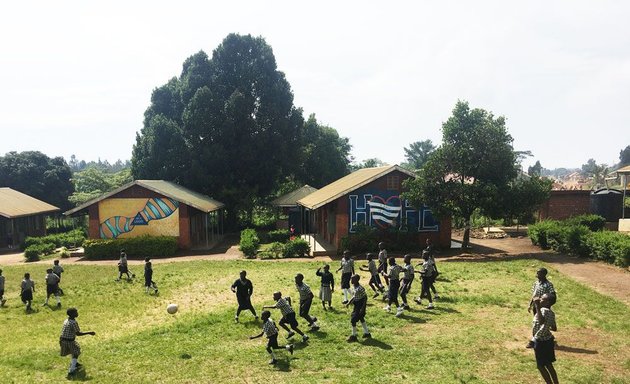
[
  {"left": 239, "top": 229, "right": 260, "bottom": 258},
  {"left": 24, "top": 229, "right": 86, "bottom": 249},
  {"left": 528, "top": 220, "right": 560, "bottom": 249},
  {"left": 282, "top": 238, "right": 310, "bottom": 258},
  {"left": 564, "top": 214, "right": 606, "bottom": 232},
  {"left": 585, "top": 231, "right": 630, "bottom": 267},
  {"left": 258, "top": 242, "right": 285, "bottom": 260},
  {"left": 265, "top": 229, "right": 291, "bottom": 243},
  {"left": 58, "top": 247, "right": 71, "bottom": 258},
  {"left": 24, "top": 242, "right": 56, "bottom": 262},
  {"left": 83, "top": 236, "right": 178, "bottom": 259}
]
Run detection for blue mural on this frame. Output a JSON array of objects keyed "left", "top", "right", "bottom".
[{"left": 348, "top": 190, "right": 438, "bottom": 233}]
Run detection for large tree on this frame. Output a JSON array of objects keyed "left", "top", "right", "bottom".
[
  {"left": 619, "top": 145, "right": 630, "bottom": 166},
  {"left": 132, "top": 34, "right": 304, "bottom": 227},
  {"left": 402, "top": 101, "right": 517, "bottom": 248},
  {"left": 0, "top": 151, "right": 74, "bottom": 210},
  {"left": 403, "top": 139, "right": 435, "bottom": 170}
]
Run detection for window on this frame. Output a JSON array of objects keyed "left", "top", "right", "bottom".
[{"left": 386, "top": 175, "right": 399, "bottom": 190}]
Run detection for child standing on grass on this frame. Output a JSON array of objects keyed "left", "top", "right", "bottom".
[
  {"left": 53, "top": 260, "right": 65, "bottom": 296},
  {"left": 231, "top": 270, "right": 257, "bottom": 322},
  {"left": 399, "top": 255, "right": 415, "bottom": 311},
  {"left": 423, "top": 239, "right": 440, "bottom": 299},
  {"left": 20, "top": 272, "right": 35, "bottom": 311},
  {"left": 382, "top": 257, "right": 405, "bottom": 316},
  {"left": 250, "top": 310, "right": 294, "bottom": 365},
  {"left": 262, "top": 292, "right": 309, "bottom": 343},
  {"left": 415, "top": 252, "right": 435, "bottom": 309},
  {"left": 336, "top": 250, "right": 354, "bottom": 304},
  {"left": 60, "top": 307, "right": 96, "bottom": 377},
  {"left": 359, "top": 253, "right": 384, "bottom": 298},
  {"left": 294, "top": 273, "right": 319, "bottom": 331},
  {"left": 346, "top": 274, "right": 371, "bottom": 342},
  {"left": 144, "top": 258, "right": 158, "bottom": 295},
  {"left": 530, "top": 294, "right": 559, "bottom": 384},
  {"left": 43, "top": 268, "right": 61, "bottom": 308},
  {"left": 0, "top": 269, "right": 6, "bottom": 307},
  {"left": 116, "top": 249, "right": 132, "bottom": 281},
  {"left": 316, "top": 265, "right": 334, "bottom": 310}
]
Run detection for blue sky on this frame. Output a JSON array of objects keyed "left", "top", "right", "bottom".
[{"left": 1, "top": 1, "right": 628, "bottom": 170}]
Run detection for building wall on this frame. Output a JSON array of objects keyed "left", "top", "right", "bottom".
[{"left": 538, "top": 190, "right": 591, "bottom": 221}]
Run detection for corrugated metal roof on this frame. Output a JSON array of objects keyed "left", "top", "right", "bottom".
[
  {"left": 271, "top": 185, "right": 319, "bottom": 207},
  {"left": 64, "top": 180, "right": 224, "bottom": 215},
  {"left": 297, "top": 165, "right": 416, "bottom": 210},
  {"left": 0, "top": 188, "right": 60, "bottom": 218},
  {"left": 616, "top": 165, "right": 630, "bottom": 174}
]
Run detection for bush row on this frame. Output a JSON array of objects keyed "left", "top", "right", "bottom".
[
  {"left": 83, "top": 236, "right": 178, "bottom": 259},
  {"left": 258, "top": 229, "right": 291, "bottom": 244},
  {"left": 528, "top": 215, "right": 630, "bottom": 267},
  {"left": 258, "top": 238, "right": 311, "bottom": 259},
  {"left": 239, "top": 229, "right": 260, "bottom": 258},
  {"left": 24, "top": 243, "right": 56, "bottom": 262},
  {"left": 339, "top": 224, "right": 422, "bottom": 255},
  {"left": 24, "top": 229, "right": 86, "bottom": 249}
]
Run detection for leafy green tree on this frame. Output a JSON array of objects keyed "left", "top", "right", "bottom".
[
  {"left": 486, "top": 176, "right": 552, "bottom": 228},
  {"left": 620, "top": 145, "right": 630, "bottom": 166},
  {"left": 0, "top": 151, "right": 74, "bottom": 210},
  {"left": 581, "top": 158, "right": 608, "bottom": 188},
  {"left": 403, "top": 140, "right": 435, "bottom": 170},
  {"left": 132, "top": 34, "right": 304, "bottom": 228},
  {"left": 402, "top": 101, "right": 517, "bottom": 248},
  {"left": 351, "top": 158, "right": 386, "bottom": 170},
  {"left": 528, "top": 160, "right": 543, "bottom": 176},
  {"left": 69, "top": 168, "right": 133, "bottom": 206}
]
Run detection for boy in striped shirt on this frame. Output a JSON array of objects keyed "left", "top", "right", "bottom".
[
  {"left": 414, "top": 252, "right": 435, "bottom": 309},
  {"left": 43, "top": 268, "right": 62, "bottom": 307},
  {"left": 53, "top": 260, "right": 65, "bottom": 295},
  {"left": 294, "top": 273, "right": 319, "bottom": 331},
  {"left": 336, "top": 250, "right": 355, "bottom": 304},
  {"left": 359, "top": 253, "right": 384, "bottom": 298},
  {"left": 346, "top": 274, "right": 371, "bottom": 341},
  {"left": 250, "top": 310, "right": 294, "bottom": 365},
  {"left": 20, "top": 272, "right": 35, "bottom": 312},
  {"left": 399, "top": 254, "right": 415, "bottom": 311},
  {"left": 382, "top": 257, "right": 405, "bottom": 316},
  {"left": 60, "top": 307, "right": 96, "bottom": 377},
  {"left": 263, "top": 292, "right": 309, "bottom": 343}
]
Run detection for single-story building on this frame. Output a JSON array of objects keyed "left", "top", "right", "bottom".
[
  {"left": 1, "top": 187, "right": 60, "bottom": 248},
  {"left": 271, "top": 184, "right": 318, "bottom": 232},
  {"left": 297, "top": 165, "right": 452, "bottom": 253},
  {"left": 64, "top": 180, "right": 225, "bottom": 250}
]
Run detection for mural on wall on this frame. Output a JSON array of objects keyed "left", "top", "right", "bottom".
[
  {"left": 349, "top": 190, "right": 438, "bottom": 233},
  {"left": 99, "top": 197, "right": 179, "bottom": 239}
]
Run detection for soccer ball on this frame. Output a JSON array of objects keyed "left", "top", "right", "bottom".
[{"left": 167, "top": 303, "right": 178, "bottom": 314}]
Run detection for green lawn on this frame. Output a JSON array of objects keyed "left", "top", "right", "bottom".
[{"left": 0, "top": 258, "right": 628, "bottom": 383}]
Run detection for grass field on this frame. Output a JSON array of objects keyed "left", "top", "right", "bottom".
[{"left": 0, "top": 258, "right": 628, "bottom": 383}]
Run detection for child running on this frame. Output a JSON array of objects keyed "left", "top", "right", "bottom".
[
  {"left": 60, "top": 307, "right": 96, "bottom": 377},
  {"left": 144, "top": 258, "right": 159, "bottom": 295},
  {"left": 53, "top": 260, "right": 65, "bottom": 295},
  {"left": 382, "top": 257, "right": 404, "bottom": 316},
  {"left": 422, "top": 239, "right": 440, "bottom": 299},
  {"left": 359, "top": 253, "right": 384, "bottom": 298},
  {"left": 20, "top": 272, "right": 35, "bottom": 312},
  {"left": 43, "top": 268, "right": 62, "bottom": 308},
  {"left": 294, "top": 273, "right": 320, "bottom": 331},
  {"left": 530, "top": 294, "right": 559, "bottom": 384},
  {"left": 346, "top": 274, "right": 371, "bottom": 342},
  {"left": 0, "top": 269, "right": 5, "bottom": 307},
  {"left": 316, "top": 265, "right": 334, "bottom": 310},
  {"left": 414, "top": 252, "right": 435, "bottom": 309},
  {"left": 262, "top": 292, "right": 309, "bottom": 343},
  {"left": 399, "top": 254, "right": 415, "bottom": 311},
  {"left": 231, "top": 270, "right": 257, "bottom": 322},
  {"left": 249, "top": 310, "right": 294, "bottom": 365},
  {"left": 336, "top": 250, "right": 355, "bottom": 304}
]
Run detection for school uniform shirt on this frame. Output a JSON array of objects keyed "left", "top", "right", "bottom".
[
  {"left": 367, "top": 260, "right": 378, "bottom": 276},
  {"left": 402, "top": 264, "right": 415, "bottom": 281},
  {"left": 262, "top": 318, "right": 279, "bottom": 338},
  {"left": 378, "top": 250, "right": 387, "bottom": 266},
  {"left": 276, "top": 297, "right": 294, "bottom": 316},
  {"left": 61, "top": 318, "right": 80, "bottom": 339},
  {"left": 532, "top": 307, "right": 556, "bottom": 341},
  {"left": 296, "top": 283, "right": 313, "bottom": 302},
  {"left": 45, "top": 273, "right": 60, "bottom": 286},
  {"left": 387, "top": 264, "right": 404, "bottom": 281},
  {"left": 316, "top": 270, "right": 334, "bottom": 287},
  {"left": 341, "top": 258, "right": 354, "bottom": 274},
  {"left": 352, "top": 284, "right": 367, "bottom": 301},
  {"left": 53, "top": 265, "right": 64, "bottom": 276},
  {"left": 421, "top": 259, "right": 435, "bottom": 277},
  {"left": 21, "top": 279, "right": 35, "bottom": 292},
  {"left": 144, "top": 264, "right": 153, "bottom": 278},
  {"left": 232, "top": 278, "right": 253, "bottom": 299},
  {"left": 532, "top": 280, "right": 555, "bottom": 298},
  {"left": 119, "top": 255, "right": 128, "bottom": 266}
]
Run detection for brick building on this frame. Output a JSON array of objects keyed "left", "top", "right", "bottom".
[
  {"left": 1, "top": 188, "right": 59, "bottom": 249},
  {"left": 537, "top": 190, "right": 591, "bottom": 221}
]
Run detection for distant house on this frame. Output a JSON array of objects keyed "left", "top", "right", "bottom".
[
  {"left": 297, "top": 165, "right": 452, "bottom": 253},
  {"left": 64, "top": 180, "right": 225, "bottom": 250},
  {"left": 0, "top": 188, "right": 60, "bottom": 248},
  {"left": 271, "top": 185, "right": 318, "bottom": 232}
]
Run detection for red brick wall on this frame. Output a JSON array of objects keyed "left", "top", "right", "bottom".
[
  {"left": 538, "top": 190, "right": 591, "bottom": 221},
  {"left": 178, "top": 204, "right": 191, "bottom": 249},
  {"left": 88, "top": 204, "right": 100, "bottom": 239}
]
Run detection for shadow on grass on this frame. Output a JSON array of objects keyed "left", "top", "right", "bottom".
[
  {"left": 556, "top": 344, "right": 598, "bottom": 355},
  {"left": 67, "top": 369, "right": 91, "bottom": 381},
  {"left": 309, "top": 330, "right": 328, "bottom": 339},
  {"left": 274, "top": 357, "right": 293, "bottom": 372},
  {"left": 361, "top": 338, "right": 393, "bottom": 350},
  {"left": 397, "top": 313, "right": 426, "bottom": 323}
]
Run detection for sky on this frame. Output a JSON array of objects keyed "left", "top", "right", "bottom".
[{"left": 1, "top": 1, "right": 628, "bottom": 171}]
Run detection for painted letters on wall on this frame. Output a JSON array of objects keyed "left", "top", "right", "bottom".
[
  {"left": 349, "top": 190, "right": 438, "bottom": 233},
  {"left": 98, "top": 198, "right": 180, "bottom": 239}
]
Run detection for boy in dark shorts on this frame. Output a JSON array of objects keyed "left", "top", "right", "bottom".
[
  {"left": 294, "top": 273, "right": 319, "bottom": 331},
  {"left": 346, "top": 274, "right": 371, "bottom": 342},
  {"left": 382, "top": 257, "right": 404, "bottom": 316},
  {"left": 144, "top": 258, "right": 158, "bottom": 295},
  {"left": 231, "top": 270, "right": 257, "bottom": 322},
  {"left": 530, "top": 294, "right": 559, "bottom": 384},
  {"left": 20, "top": 272, "right": 35, "bottom": 311},
  {"left": 415, "top": 252, "right": 435, "bottom": 309},
  {"left": 53, "top": 260, "right": 65, "bottom": 295},
  {"left": 336, "top": 250, "right": 354, "bottom": 304},
  {"left": 0, "top": 269, "right": 6, "bottom": 306},
  {"left": 316, "top": 265, "right": 334, "bottom": 310},
  {"left": 250, "top": 310, "right": 294, "bottom": 365},
  {"left": 359, "top": 253, "right": 384, "bottom": 298},
  {"left": 263, "top": 292, "right": 309, "bottom": 343},
  {"left": 60, "top": 307, "right": 96, "bottom": 377},
  {"left": 399, "top": 254, "right": 415, "bottom": 311},
  {"left": 116, "top": 249, "right": 132, "bottom": 281},
  {"left": 43, "top": 268, "right": 62, "bottom": 307},
  {"left": 423, "top": 239, "right": 440, "bottom": 299}
]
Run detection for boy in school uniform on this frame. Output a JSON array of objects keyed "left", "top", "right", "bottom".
[
  {"left": 52, "top": 260, "right": 65, "bottom": 295},
  {"left": 316, "top": 265, "right": 334, "bottom": 310},
  {"left": 346, "top": 274, "right": 371, "bottom": 342},
  {"left": 144, "top": 258, "right": 158, "bottom": 295},
  {"left": 414, "top": 252, "right": 435, "bottom": 309},
  {"left": 20, "top": 272, "right": 35, "bottom": 311},
  {"left": 262, "top": 292, "right": 309, "bottom": 343},
  {"left": 43, "top": 268, "right": 62, "bottom": 307},
  {"left": 60, "top": 307, "right": 96, "bottom": 377},
  {"left": 116, "top": 249, "right": 132, "bottom": 281},
  {"left": 359, "top": 253, "right": 384, "bottom": 298},
  {"left": 249, "top": 310, "right": 294, "bottom": 365},
  {"left": 0, "top": 269, "right": 6, "bottom": 306},
  {"left": 231, "top": 270, "right": 257, "bottom": 322},
  {"left": 336, "top": 250, "right": 355, "bottom": 304},
  {"left": 399, "top": 254, "right": 415, "bottom": 310},
  {"left": 422, "top": 239, "right": 440, "bottom": 299},
  {"left": 382, "top": 257, "right": 405, "bottom": 316},
  {"left": 294, "top": 273, "right": 319, "bottom": 331},
  {"left": 530, "top": 294, "right": 559, "bottom": 384}
]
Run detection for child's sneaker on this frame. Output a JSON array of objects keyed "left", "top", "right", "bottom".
[
  {"left": 311, "top": 317, "right": 317, "bottom": 323},
  {"left": 383, "top": 305, "right": 391, "bottom": 312},
  {"left": 302, "top": 335, "right": 309, "bottom": 342},
  {"left": 347, "top": 335, "right": 358, "bottom": 342},
  {"left": 234, "top": 316, "right": 239, "bottom": 323},
  {"left": 310, "top": 325, "right": 320, "bottom": 332},
  {"left": 57, "top": 302, "right": 62, "bottom": 308},
  {"left": 287, "top": 344, "right": 294, "bottom": 355},
  {"left": 395, "top": 307, "right": 404, "bottom": 317},
  {"left": 426, "top": 303, "right": 434, "bottom": 309},
  {"left": 287, "top": 331, "right": 295, "bottom": 339},
  {"left": 362, "top": 333, "right": 372, "bottom": 339},
  {"left": 414, "top": 297, "right": 422, "bottom": 305},
  {"left": 434, "top": 294, "right": 440, "bottom": 300}
]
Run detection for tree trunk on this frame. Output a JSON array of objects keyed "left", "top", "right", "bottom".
[{"left": 462, "top": 217, "right": 471, "bottom": 248}]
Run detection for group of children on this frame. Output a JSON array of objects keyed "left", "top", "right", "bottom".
[
  {"left": 0, "top": 259, "right": 66, "bottom": 312},
  {"left": 116, "top": 249, "right": 158, "bottom": 295}
]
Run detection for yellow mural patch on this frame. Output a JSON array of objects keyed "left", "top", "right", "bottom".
[{"left": 98, "top": 198, "right": 180, "bottom": 239}]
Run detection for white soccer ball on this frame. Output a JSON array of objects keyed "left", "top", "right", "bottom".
[{"left": 167, "top": 303, "right": 178, "bottom": 314}]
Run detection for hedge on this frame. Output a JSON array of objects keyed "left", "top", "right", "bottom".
[
  {"left": 259, "top": 229, "right": 291, "bottom": 244},
  {"left": 239, "top": 229, "right": 260, "bottom": 258},
  {"left": 83, "top": 236, "right": 178, "bottom": 259},
  {"left": 258, "top": 239, "right": 311, "bottom": 259},
  {"left": 24, "top": 243, "right": 56, "bottom": 262},
  {"left": 339, "top": 224, "right": 421, "bottom": 255},
  {"left": 24, "top": 229, "right": 86, "bottom": 249}
]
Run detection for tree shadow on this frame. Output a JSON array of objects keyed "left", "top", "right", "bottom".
[
  {"left": 361, "top": 338, "right": 393, "bottom": 350},
  {"left": 556, "top": 344, "right": 598, "bottom": 355}
]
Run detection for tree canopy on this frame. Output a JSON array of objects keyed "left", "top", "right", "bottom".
[
  {"left": 69, "top": 167, "right": 133, "bottom": 206},
  {"left": 403, "top": 140, "right": 435, "bottom": 170},
  {"left": 402, "top": 101, "right": 517, "bottom": 248},
  {"left": 619, "top": 145, "right": 630, "bottom": 166}
]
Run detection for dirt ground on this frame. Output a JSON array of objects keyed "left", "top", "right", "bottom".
[{"left": 1, "top": 230, "right": 628, "bottom": 306}]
